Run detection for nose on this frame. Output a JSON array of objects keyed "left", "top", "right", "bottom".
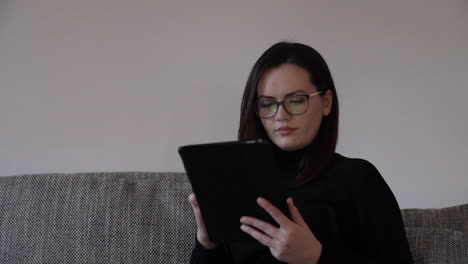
[{"left": 275, "top": 103, "right": 291, "bottom": 121}]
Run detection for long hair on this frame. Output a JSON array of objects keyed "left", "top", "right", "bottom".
[{"left": 238, "top": 42, "right": 339, "bottom": 186}]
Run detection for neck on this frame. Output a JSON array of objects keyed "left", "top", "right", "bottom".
[{"left": 273, "top": 146, "right": 306, "bottom": 175}]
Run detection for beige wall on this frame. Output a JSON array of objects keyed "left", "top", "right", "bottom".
[{"left": 1, "top": 0, "right": 467, "bottom": 209}]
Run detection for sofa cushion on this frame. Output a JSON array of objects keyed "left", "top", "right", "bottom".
[
  {"left": 0, "top": 172, "right": 197, "bottom": 264},
  {"left": 405, "top": 227, "right": 468, "bottom": 264},
  {"left": 402, "top": 204, "right": 468, "bottom": 231}
]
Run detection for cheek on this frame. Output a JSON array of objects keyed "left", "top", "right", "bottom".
[
  {"left": 261, "top": 119, "right": 274, "bottom": 134},
  {"left": 299, "top": 113, "right": 322, "bottom": 140}
]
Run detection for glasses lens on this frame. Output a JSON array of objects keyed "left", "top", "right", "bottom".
[
  {"left": 285, "top": 95, "right": 308, "bottom": 114},
  {"left": 257, "top": 99, "right": 278, "bottom": 118}
]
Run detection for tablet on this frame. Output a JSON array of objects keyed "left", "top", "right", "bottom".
[{"left": 178, "top": 139, "right": 290, "bottom": 243}]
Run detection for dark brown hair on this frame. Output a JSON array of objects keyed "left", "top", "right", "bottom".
[{"left": 238, "top": 42, "right": 339, "bottom": 186}]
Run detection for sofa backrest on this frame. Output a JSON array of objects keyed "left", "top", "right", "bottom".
[
  {"left": 401, "top": 204, "right": 468, "bottom": 264},
  {"left": 0, "top": 172, "right": 197, "bottom": 264},
  {"left": 0, "top": 172, "right": 466, "bottom": 264}
]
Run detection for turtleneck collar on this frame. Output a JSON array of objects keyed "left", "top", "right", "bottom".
[{"left": 272, "top": 145, "right": 307, "bottom": 177}]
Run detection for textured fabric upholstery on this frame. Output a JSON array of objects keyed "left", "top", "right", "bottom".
[
  {"left": 0, "top": 172, "right": 196, "bottom": 264},
  {"left": 0, "top": 172, "right": 466, "bottom": 263},
  {"left": 401, "top": 204, "right": 468, "bottom": 264},
  {"left": 404, "top": 228, "right": 467, "bottom": 264},
  {"left": 402, "top": 204, "right": 468, "bottom": 231}
]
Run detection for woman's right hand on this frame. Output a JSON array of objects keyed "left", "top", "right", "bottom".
[{"left": 188, "top": 193, "right": 218, "bottom": 249}]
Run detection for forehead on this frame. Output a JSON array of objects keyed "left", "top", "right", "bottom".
[{"left": 257, "top": 64, "right": 316, "bottom": 98}]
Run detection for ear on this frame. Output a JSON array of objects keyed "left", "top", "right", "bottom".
[{"left": 321, "top": 90, "right": 333, "bottom": 116}]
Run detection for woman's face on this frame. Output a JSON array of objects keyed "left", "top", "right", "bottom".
[{"left": 257, "top": 63, "right": 333, "bottom": 151}]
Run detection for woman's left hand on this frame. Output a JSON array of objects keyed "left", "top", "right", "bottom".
[{"left": 240, "top": 197, "right": 322, "bottom": 264}]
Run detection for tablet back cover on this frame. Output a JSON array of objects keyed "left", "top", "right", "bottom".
[{"left": 179, "top": 140, "right": 289, "bottom": 243}]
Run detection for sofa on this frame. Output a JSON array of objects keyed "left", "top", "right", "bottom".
[{"left": 0, "top": 172, "right": 466, "bottom": 263}]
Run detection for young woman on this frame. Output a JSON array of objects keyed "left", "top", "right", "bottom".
[{"left": 188, "top": 42, "right": 413, "bottom": 264}]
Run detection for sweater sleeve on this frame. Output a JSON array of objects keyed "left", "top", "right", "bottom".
[
  {"left": 317, "top": 160, "right": 413, "bottom": 264},
  {"left": 189, "top": 237, "right": 233, "bottom": 264}
]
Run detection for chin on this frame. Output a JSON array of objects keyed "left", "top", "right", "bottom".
[
  {"left": 274, "top": 139, "right": 303, "bottom": 151},
  {"left": 282, "top": 145, "right": 303, "bottom": 151}
]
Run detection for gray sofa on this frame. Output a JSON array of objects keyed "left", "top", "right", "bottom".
[{"left": 0, "top": 172, "right": 466, "bottom": 263}]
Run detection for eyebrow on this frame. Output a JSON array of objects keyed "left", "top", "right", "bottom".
[{"left": 258, "top": 90, "right": 307, "bottom": 99}]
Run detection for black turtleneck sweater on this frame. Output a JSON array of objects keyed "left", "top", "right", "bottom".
[{"left": 189, "top": 150, "right": 413, "bottom": 264}]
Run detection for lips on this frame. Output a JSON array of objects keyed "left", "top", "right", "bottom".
[{"left": 275, "top": 126, "right": 297, "bottom": 136}]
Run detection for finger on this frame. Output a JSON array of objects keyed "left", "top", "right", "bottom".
[
  {"left": 257, "top": 197, "right": 290, "bottom": 227},
  {"left": 287, "top": 197, "right": 308, "bottom": 227},
  {"left": 188, "top": 193, "right": 199, "bottom": 208},
  {"left": 188, "top": 194, "right": 206, "bottom": 230},
  {"left": 240, "top": 216, "right": 280, "bottom": 238},
  {"left": 240, "top": 224, "right": 275, "bottom": 248}
]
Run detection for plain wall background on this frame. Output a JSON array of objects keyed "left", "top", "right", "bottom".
[{"left": 1, "top": 0, "right": 467, "bottom": 209}]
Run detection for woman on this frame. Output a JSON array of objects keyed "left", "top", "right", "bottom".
[{"left": 188, "top": 42, "right": 413, "bottom": 264}]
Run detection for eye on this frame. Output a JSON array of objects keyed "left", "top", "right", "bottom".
[
  {"left": 288, "top": 98, "right": 306, "bottom": 105},
  {"left": 290, "top": 99, "right": 306, "bottom": 104},
  {"left": 258, "top": 100, "right": 277, "bottom": 108},
  {"left": 260, "top": 103, "right": 274, "bottom": 108}
]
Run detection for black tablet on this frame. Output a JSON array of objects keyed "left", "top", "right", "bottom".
[{"left": 178, "top": 139, "right": 290, "bottom": 243}]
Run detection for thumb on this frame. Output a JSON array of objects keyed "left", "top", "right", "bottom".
[{"left": 287, "top": 197, "right": 308, "bottom": 227}]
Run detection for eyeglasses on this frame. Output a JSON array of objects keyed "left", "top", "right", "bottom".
[{"left": 255, "top": 91, "right": 323, "bottom": 118}]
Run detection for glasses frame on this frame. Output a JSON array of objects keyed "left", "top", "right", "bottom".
[{"left": 255, "top": 91, "right": 323, "bottom": 119}]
